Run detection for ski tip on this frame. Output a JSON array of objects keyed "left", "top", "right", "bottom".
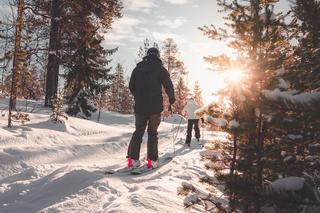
[
  {"left": 130, "top": 170, "right": 142, "bottom": 175},
  {"left": 165, "top": 156, "right": 173, "bottom": 161}
]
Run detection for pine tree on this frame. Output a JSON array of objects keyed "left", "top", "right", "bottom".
[
  {"left": 137, "top": 37, "right": 159, "bottom": 60},
  {"left": 50, "top": 95, "right": 68, "bottom": 123},
  {"left": 8, "top": 0, "right": 26, "bottom": 127},
  {"left": 193, "top": 80, "right": 203, "bottom": 106},
  {"left": 0, "top": 22, "right": 12, "bottom": 95},
  {"left": 173, "top": 77, "right": 188, "bottom": 115},
  {"left": 289, "top": 0, "right": 320, "bottom": 91},
  {"left": 45, "top": 0, "right": 61, "bottom": 107},
  {"left": 1, "top": 0, "right": 51, "bottom": 104},
  {"left": 198, "top": 0, "right": 295, "bottom": 211},
  {"left": 259, "top": 0, "right": 320, "bottom": 183},
  {"left": 291, "top": 0, "right": 320, "bottom": 154},
  {"left": 63, "top": 0, "right": 122, "bottom": 117},
  {"left": 120, "top": 84, "right": 133, "bottom": 114},
  {"left": 161, "top": 38, "right": 186, "bottom": 84},
  {"left": 108, "top": 63, "right": 125, "bottom": 112},
  {"left": 107, "top": 63, "right": 133, "bottom": 114},
  {"left": 161, "top": 38, "right": 187, "bottom": 117},
  {"left": 138, "top": 37, "right": 150, "bottom": 60}
]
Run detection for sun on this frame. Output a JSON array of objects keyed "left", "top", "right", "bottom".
[{"left": 227, "top": 68, "right": 244, "bottom": 83}]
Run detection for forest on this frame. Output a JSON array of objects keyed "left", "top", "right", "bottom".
[{"left": 0, "top": 0, "right": 319, "bottom": 212}]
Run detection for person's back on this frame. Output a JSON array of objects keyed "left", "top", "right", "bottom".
[
  {"left": 130, "top": 54, "right": 169, "bottom": 115},
  {"left": 183, "top": 98, "right": 201, "bottom": 146},
  {"left": 127, "top": 47, "right": 175, "bottom": 170},
  {"left": 183, "top": 99, "right": 199, "bottom": 120}
]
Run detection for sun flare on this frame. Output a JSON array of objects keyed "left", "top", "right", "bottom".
[{"left": 227, "top": 68, "right": 244, "bottom": 83}]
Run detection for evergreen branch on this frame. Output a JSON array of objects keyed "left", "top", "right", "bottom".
[{"left": 23, "top": 6, "right": 50, "bottom": 19}]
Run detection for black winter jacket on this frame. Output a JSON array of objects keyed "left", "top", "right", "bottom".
[{"left": 129, "top": 54, "right": 175, "bottom": 116}]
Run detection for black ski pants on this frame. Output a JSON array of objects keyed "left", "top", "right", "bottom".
[
  {"left": 186, "top": 119, "right": 200, "bottom": 145},
  {"left": 127, "top": 113, "right": 161, "bottom": 161}
]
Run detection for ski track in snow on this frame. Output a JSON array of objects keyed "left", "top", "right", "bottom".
[{"left": 0, "top": 101, "right": 226, "bottom": 213}]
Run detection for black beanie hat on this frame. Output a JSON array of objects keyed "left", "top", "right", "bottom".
[{"left": 147, "top": 47, "right": 160, "bottom": 58}]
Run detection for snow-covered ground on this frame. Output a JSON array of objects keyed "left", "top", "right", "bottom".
[{"left": 0, "top": 100, "right": 226, "bottom": 213}]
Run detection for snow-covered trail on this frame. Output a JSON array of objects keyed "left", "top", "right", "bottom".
[{"left": 0, "top": 109, "right": 224, "bottom": 213}]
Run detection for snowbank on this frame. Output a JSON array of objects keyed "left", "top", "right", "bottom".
[
  {"left": 207, "top": 116, "right": 228, "bottom": 127},
  {"left": 262, "top": 89, "right": 320, "bottom": 107},
  {"left": 0, "top": 99, "right": 226, "bottom": 212}
]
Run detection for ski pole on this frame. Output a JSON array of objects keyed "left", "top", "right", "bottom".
[
  {"left": 201, "top": 118, "right": 205, "bottom": 147},
  {"left": 169, "top": 105, "right": 176, "bottom": 155}
]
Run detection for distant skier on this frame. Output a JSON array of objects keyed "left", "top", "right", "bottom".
[
  {"left": 127, "top": 47, "right": 175, "bottom": 170},
  {"left": 183, "top": 98, "right": 202, "bottom": 147}
]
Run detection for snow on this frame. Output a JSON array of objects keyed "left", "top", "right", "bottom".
[
  {"left": 228, "top": 120, "right": 239, "bottom": 129},
  {"left": 287, "top": 134, "right": 303, "bottom": 140},
  {"left": 163, "top": 113, "right": 187, "bottom": 124},
  {"left": 259, "top": 12, "right": 276, "bottom": 22},
  {"left": 0, "top": 99, "right": 226, "bottom": 212},
  {"left": 207, "top": 116, "right": 228, "bottom": 127},
  {"left": 275, "top": 65, "right": 286, "bottom": 75},
  {"left": 200, "top": 150, "right": 220, "bottom": 161},
  {"left": 271, "top": 177, "right": 305, "bottom": 193},
  {"left": 261, "top": 205, "right": 276, "bottom": 213},
  {"left": 283, "top": 156, "right": 294, "bottom": 163},
  {"left": 262, "top": 89, "right": 320, "bottom": 107},
  {"left": 183, "top": 194, "right": 200, "bottom": 207},
  {"left": 278, "top": 78, "right": 290, "bottom": 89}
]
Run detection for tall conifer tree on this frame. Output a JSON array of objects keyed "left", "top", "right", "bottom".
[{"left": 161, "top": 38, "right": 187, "bottom": 117}]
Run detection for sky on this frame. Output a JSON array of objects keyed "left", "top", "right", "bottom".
[
  {"left": 104, "top": 0, "right": 290, "bottom": 104},
  {"left": 0, "top": 0, "right": 290, "bottom": 104}
]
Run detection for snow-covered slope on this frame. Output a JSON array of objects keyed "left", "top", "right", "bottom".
[{"left": 0, "top": 102, "right": 224, "bottom": 213}]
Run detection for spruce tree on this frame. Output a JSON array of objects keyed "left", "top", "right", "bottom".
[
  {"left": 108, "top": 63, "right": 125, "bottom": 112},
  {"left": 289, "top": 0, "right": 320, "bottom": 91},
  {"left": 0, "top": 22, "right": 12, "bottom": 95},
  {"left": 193, "top": 80, "right": 203, "bottom": 106},
  {"left": 138, "top": 37, "right": 150, "bottom": 60},
  {"left": 64, "top": 29, "right": 113, "bottom": 117},
  {"left": 8, "top": 0, "right": 26, "bottom": 127},
  {"left": 199, "top": 0, "right": 295, "bottom": 211},
  {"left": 45, "top": 0, "right": 61, "bottom": 107},
  {"left": 173, "top": 77, "right": 188, "bottom": 115},
  {"left": 161, "top": 38, "right": 186, "bottom": 84},
  {"left": 259, "top": 0, "right": 320, "bottom": 183},
  {"left": 161, "top": 38, "right": 187, "bottom": 117},
  {"left": 137, "top": 37, "right": 159, "bottom": 60},
  {"left": 63, "top": 0, "right": 122, "bottom": 117},
  {"left": 107, "top": 63, "right": 133, "bottom": 114}
]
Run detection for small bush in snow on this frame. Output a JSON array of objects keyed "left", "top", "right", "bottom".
[
  {"left": 11, "top": 112, "right": 30, "bottom": 124},
  {"left": 50, "top": 97, "right": 68, "bottom": 123}
]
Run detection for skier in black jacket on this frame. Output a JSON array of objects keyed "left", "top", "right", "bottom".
[{"left": 127, "top": 47, "right": 175, "bottom": 170}]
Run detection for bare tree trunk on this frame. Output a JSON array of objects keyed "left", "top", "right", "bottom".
[
  {"left": 8, "top": 0, "right": 25, "bottom": 127},
  {"left": 45, "top": 0, "right": 61, "bottom": 107},
  {"left": 97, "top": 107, "right": 101, "bottom": 123}
]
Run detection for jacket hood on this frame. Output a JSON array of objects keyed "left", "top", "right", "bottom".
[{"left": 142, "top": 54, "right": 163, "bottom": 64}]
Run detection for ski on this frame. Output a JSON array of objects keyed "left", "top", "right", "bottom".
[
  {"left": 129, "top": 156, "right": 173, "bottom": 175},
  {"left": 104, "top": 166, "right": 132, "bottom": 175},
  {"left": 104, "top": 156, "right": 173, "bottom": 175}
]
